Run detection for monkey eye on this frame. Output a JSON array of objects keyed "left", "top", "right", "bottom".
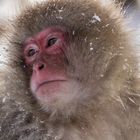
[
  {"left": 27, "top": 48, "right": 37, "bottom": 57},
  {"left": 47, "top": 38, "right": 57, "bottom": 47}
]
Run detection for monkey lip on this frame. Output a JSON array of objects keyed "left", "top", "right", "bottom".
[{"left": 35, "top": 80, "right": 66, "bottom": 93}]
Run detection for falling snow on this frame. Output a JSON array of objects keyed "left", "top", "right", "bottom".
[
  {"left": 90, "top": 13, "right": 101, "bottom": 23},
  {"left": 56, "top": 16, "right": 63, "bottom": 19},
  {"left": 90, "top": 48, "right": 94, "bottom": 51},
  {"left": 58, "top": 9, "right": 63, "bottom": 13},
  {"left": 81, "top": 13, "right": 85, "bottom": 16},
  {"left": 2, "top": 97, "right": 7, "bottom": 103}
]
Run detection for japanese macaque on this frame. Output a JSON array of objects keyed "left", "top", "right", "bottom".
[{"left": 0, "top": 0, "right": 140, "bottom": 140}]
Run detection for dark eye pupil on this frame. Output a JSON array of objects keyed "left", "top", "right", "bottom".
[
  {"left": 48, "top": 38, "right": 57, "bottom": 47},
  {"left": 28, "top": 49, "right": 36, "bottom": 57}
]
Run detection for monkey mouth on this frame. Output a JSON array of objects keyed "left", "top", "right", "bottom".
[{"left": 35, "top": 80, "right": 66, "bottom": 93}]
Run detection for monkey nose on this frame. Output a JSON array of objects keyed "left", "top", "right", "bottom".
[
  {"left": 38, "top": 63, "right": 45, "bottom": 70},
  {"left": 33, "top": 63, "right": 46, "bottom": 72}
]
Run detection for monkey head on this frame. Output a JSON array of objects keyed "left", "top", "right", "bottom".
[{"left": 11, "top": 0, "right": 136, "bottom": 120}]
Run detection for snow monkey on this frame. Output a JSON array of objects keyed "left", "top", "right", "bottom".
[{"left": 0, "top": 0, "right": 140, "bottom": 140}]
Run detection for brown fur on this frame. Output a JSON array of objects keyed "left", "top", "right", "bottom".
[
  {"left": 0, "top": 23, "right": 5, "bottom": 35},
  {"left": 0, "top": 0, "right": 140, "bottom": 140}
]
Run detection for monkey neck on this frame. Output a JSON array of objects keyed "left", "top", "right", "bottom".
[{"left": 39, "top": 97, "right": 127, "bottom": 140}]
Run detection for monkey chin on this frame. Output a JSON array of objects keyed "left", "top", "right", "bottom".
[
  {"left": 35, "top": 80, "right": 66, "bottom": 97},
  {"left": 32, "top": 80, "right": 88, "bottom": 121}
]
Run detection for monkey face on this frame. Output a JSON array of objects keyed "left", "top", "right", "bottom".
[
  {"left": 15, "top": 0, "right": 132, "bottom": 119},
  {"left": 24, "top": 27, "right": 67, "bottom": 91},
  {"left": 23, "top": 26, "right": 69, "bottom": 110}
]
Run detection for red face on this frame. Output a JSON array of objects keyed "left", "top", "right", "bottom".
[{"left": 23, "top": 27, "right": 69, "bottom": 102}]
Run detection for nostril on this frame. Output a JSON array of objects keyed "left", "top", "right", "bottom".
[{"left": 38, "top": 64, "right": 45, "bottom": 70}]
